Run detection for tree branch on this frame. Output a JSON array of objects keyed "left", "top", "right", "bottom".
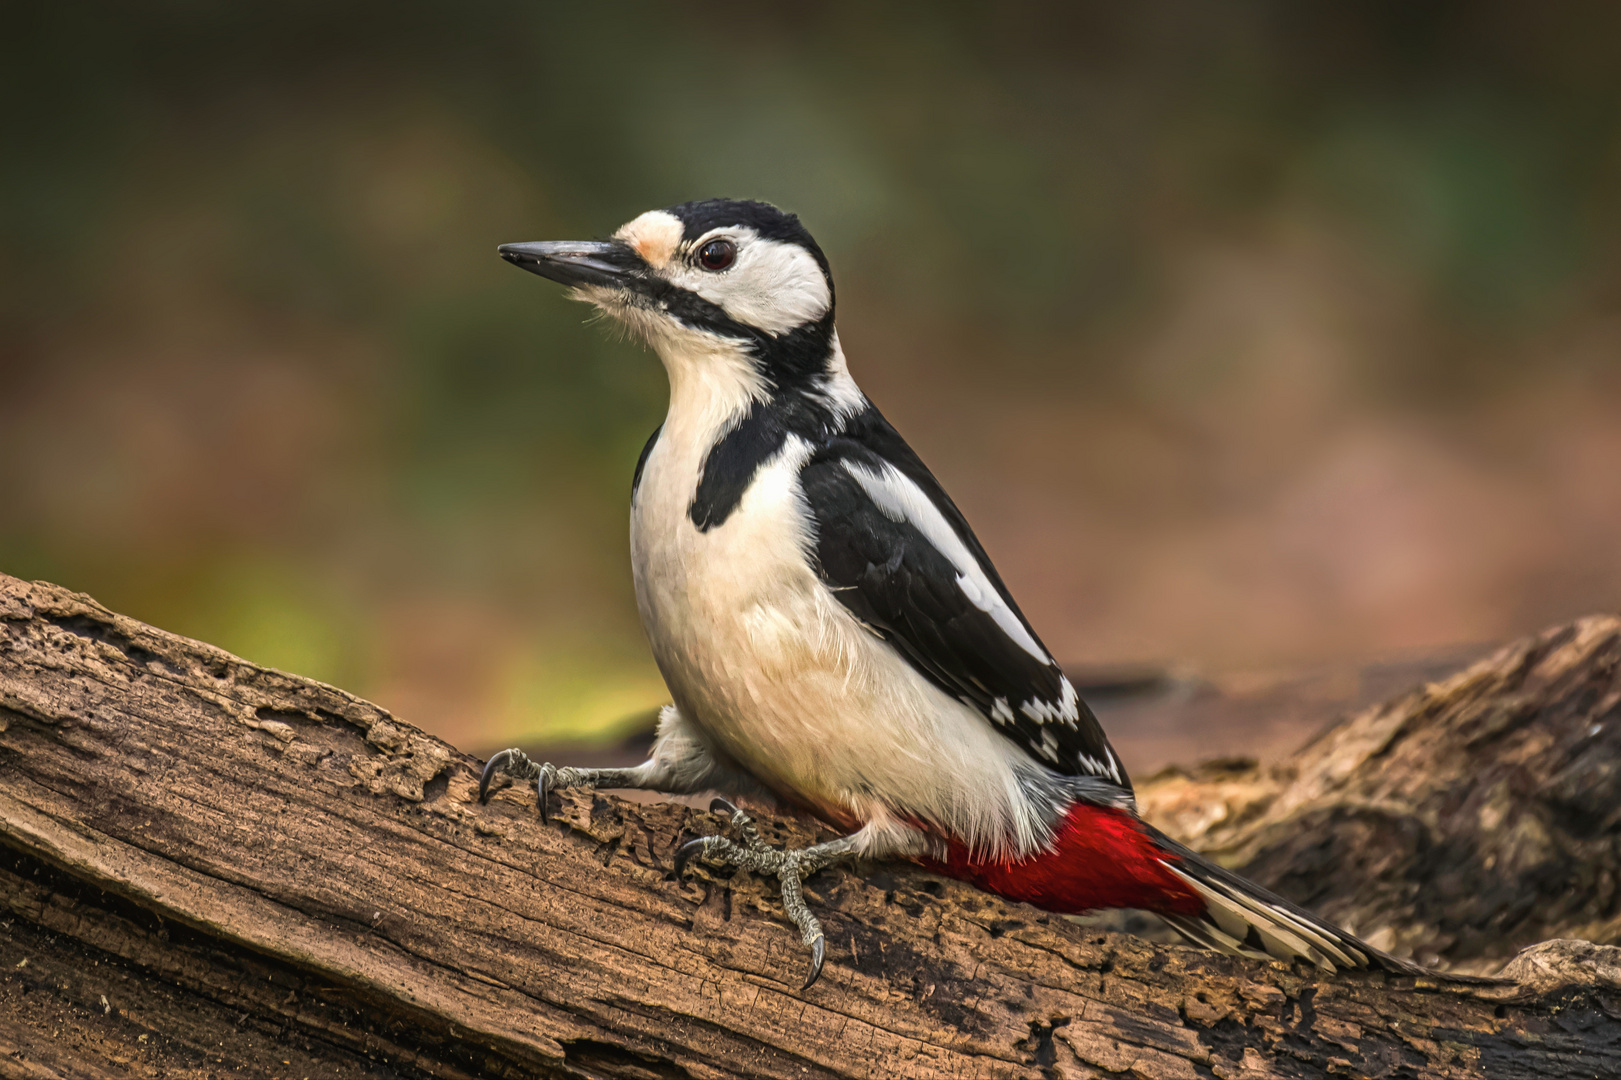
[{"left": 1, "top": 572, "right": 1617, "bottom": 1079}]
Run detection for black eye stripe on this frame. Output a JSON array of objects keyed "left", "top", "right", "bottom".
[{"left": 642, "top": 276, "right": 836, "bottom": 384}]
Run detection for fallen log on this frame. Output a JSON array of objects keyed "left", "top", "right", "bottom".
[
  {"left": 1, "top": 571, "right": 1618, "bottom": 1079},
  {"left": 1139, "top": 616, "right": 1621, "bottom": 976}
]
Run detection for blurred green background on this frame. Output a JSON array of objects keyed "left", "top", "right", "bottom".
[{"left": 5, "top": 2, "right": 1621, "bottom": 755}]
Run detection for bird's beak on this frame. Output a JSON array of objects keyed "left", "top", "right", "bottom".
[{"left": 497, "top": 240, "right": 643, "bottom": 289}]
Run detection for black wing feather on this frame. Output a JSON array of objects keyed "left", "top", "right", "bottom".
[{"left": 801, "top": 405, "right": 1129, "bottom": 790}]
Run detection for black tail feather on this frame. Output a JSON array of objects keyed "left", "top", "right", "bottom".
[{"left": 1147, "top": 826, "right": 1433, "bottom": 977}]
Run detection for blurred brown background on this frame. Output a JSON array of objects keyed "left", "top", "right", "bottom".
[{"left": 4, "top": 3, "right": 1621, "bottom": 767}]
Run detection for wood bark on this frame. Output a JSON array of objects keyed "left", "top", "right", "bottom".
[
  {"left": 1137, "top": 616, "right": 1621, "bottom": 975},
  {"left": 1, "top": 571, "right": 1619, "bottom": 1080}
]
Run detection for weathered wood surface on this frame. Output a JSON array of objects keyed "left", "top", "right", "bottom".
[
  {"left": 1139, "top": 616, "right": 1621, "bottom": 976},
  {"left": 2, "top": 572, "right": 1619, "bottom": 1079}
]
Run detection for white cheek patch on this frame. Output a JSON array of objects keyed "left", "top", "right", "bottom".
[
  {"left": 840, "top": 460, "right": 1052, "bottom": 664},
  {"left": 614, "top": 210, "right": 683, "bottom": 269},
  {"left": 666, "top": 229, "right": 832, "bottom": 336}
]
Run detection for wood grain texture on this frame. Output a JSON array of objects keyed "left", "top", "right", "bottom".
[
  {"left": 1139, "top": 616, "right": 1621, "bottom": 975},
  {"left": 2, "top": 571, "right": 1619, "bottom": 1079}
]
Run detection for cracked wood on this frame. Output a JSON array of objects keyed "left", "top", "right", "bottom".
[{"left": 2, "top": 571, "right": 1620, "bottom": 1079}]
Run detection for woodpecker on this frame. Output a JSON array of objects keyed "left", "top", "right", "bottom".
[{"left": 484, "top": 198, "right": 1421, "bottom": 989}]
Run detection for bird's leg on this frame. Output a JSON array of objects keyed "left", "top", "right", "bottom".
[
  {"left": 477, "top": 705, "right": 774, "bottom": 821},
  {"left": 674, "top": 798, "right": 860, "bottom": 989},
  {"left": 478, "top": 748, "right": 661, "bottom": 821}
]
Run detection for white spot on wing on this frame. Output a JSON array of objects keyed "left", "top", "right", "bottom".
[
  {"left": 1075, "top": 754, "right": 1115, "bottom": 780},
  {"left": 840, "top": 459, "right": 1051, "bottom": 663},
  {"left": 1038, "top": 728, "right": 1059, "bottom": 762},
  {"left": 1015, "top": 678, "right": 1124, "bottom": 782},
  {"left": 1020, "top": 677, "right": 1080, "bottom": 726}
]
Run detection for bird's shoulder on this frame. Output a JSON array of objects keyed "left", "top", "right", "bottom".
[{"left": 678, "top": 392, "right": 838, "bottom": 531}]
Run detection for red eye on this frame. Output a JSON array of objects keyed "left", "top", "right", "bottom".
[{"left": 698, "top": 238, "right": 736, "bottom": 271}]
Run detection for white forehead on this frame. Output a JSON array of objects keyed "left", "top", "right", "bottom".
[{"left": 614, "top": 210, "right": 684, "bottom": 269}]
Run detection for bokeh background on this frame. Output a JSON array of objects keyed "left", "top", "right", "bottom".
[{"left": 5, "top": 3, "right": 1621, "bottom": 763}]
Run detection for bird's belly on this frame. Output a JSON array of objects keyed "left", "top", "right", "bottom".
[
  {"left": 634, "top": 480, "right": 892, "bottom": 803},
  {"left": 631, "top": 439, "right": 1030, "bottom": 844},
  {"left": 648, "top": 566, "right": 986, "bottom": 826}
]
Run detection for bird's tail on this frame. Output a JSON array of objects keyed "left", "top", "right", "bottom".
[
  {"left": 1144, "top": 826, "right": 1422, "bottom": 975},
  {"left": 931, "top": 802, "right": 1486, "bottom": 979}
]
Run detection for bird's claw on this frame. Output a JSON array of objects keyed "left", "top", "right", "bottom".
[
  {"left": 673, "top": 801, "right": 839, "bottom": 990},
  {"left": 478, "top": 748, "right": 519, "bottom": 803},
  {"left": 672, "top": 799, "right": 746, "bottom": 879},
  {"left": 803, "top": 933, "right": 826, "bottom": 990},
  {"left": 672, "top": 836, "right": 710, "bottom": 880},
  {"left": 477, "top": 748, "right": 555, "bottom": 819},
  {"left": 535, "top": 763, "right": 557, "bottom": 823}
]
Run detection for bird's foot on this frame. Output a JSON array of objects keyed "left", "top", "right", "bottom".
[
  {"left": 675, "top": 798, "right": 856, "bottom": 989},
  {"left": 478, "top": 747, "right": 597, "bottom": 822}
]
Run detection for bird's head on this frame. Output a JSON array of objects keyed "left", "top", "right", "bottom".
[{"left": 501, "top": 199, "right": 847, "bottom": 406}]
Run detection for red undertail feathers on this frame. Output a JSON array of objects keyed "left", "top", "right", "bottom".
[{"left": 924, "top": 802, "right": 1426, "bottom": 976}]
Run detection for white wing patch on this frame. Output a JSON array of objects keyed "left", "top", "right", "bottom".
[{"left": 840, "top": 460, "right": 1051, "bottom": 664}]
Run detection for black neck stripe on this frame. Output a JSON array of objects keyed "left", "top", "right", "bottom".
[
  {"left": 686, "top": 340, "right": 850, "bottom": 532},
  {"left": 648, "top": 279, "right": 836, "bottom": 397}
]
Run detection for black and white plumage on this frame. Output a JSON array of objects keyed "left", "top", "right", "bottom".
[
  {"left": 491, "top": 198, "right": 1426, "bottom": 985},
  {"left": 652, "top": 331, "right": 1125, "bottom": 789},
  {"left": 799, "top": 406, "right": 1125, "bottom": 786}
]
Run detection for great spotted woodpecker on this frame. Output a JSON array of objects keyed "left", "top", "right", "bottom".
[{"left": 483, "top": 198, "right": 1421, "bottom": 989}]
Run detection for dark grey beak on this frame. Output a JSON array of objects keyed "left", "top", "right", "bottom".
[{"left": 498, "top": 240, "right": 642, "bottom": 289}]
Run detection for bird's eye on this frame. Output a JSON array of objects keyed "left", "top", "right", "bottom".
[{"left": 698, "top": 238, "right": 736, "bottom": 271}]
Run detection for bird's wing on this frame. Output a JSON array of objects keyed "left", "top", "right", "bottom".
[{"left": 800, "top": 406, "right": 1129, "bottom": 790}]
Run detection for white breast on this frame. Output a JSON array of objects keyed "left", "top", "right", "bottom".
[{"left": 630, "top": 410, "right": 1050, "bottom": 859}]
